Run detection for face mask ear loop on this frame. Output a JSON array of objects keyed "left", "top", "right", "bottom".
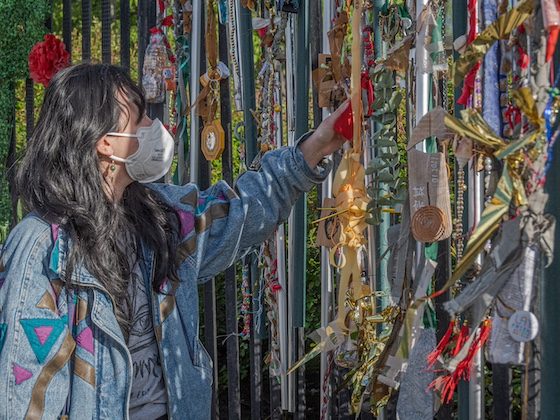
[
  {"left": 106, "top": 132, "right": 139, "bottom": 138},
  {"left": 110, "top": 155, "right": 131, "bottom": 164}
]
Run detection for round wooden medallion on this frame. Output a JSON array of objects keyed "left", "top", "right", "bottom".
[{"left": 201, "top": 120, "right": 225, "bottom": 161}]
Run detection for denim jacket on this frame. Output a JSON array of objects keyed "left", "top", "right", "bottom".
[{"left": 0, "top": 141, "right": 331, "bottom": 419}]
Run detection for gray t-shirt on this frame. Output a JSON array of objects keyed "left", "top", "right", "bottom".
[{"left": 126, "top": 254, "right": 168, "bottom": 419}]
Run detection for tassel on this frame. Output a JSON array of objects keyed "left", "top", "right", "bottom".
[
  {"left": 454, "top": 319, "right": 492, "bottom": 382},
  {"left": 429, "top": 319, "right": 492, "bottom": 404},
  {"left": 452, "top": 321, "right": 470, "bottom": 357},
  {"left": 427, "top": 319, "right": 456, "bottom": 367}
]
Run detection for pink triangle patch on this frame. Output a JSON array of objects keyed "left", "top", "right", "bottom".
[
  {"left": 34, "top": 326, "right": 53, "bottom": 346},
  {"left": 13, "top": 363, "right": 33, "bottom": 385},
  {"left": 76, "top": 327, "right": 94, "bottom": 355},
  {"left": 177, "top": 209, "right": 195, "bottom": 238}
]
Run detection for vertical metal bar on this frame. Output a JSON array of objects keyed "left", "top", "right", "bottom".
[
  {"left": 219, "top": 13, "right": 241, "bottom": 420},
  {"left": 296, "top": 329, "right": 306, "bottom": 419},
  {"left": 120, "top": 0, "right": 131, "bottom": 71},
  {"left": 319, "top": 2, "right": 334, "bottom": 419},
  {"left": 138, "top": 0, "right": 148, "bottom": 83},
  {"left": 189, "top": 0, "right": 202, "bottom": 184},
  {"left": 451, "top": 0, "right": 469, "bottom": 415},
  {"left": 285, "top": 13, "right": 297, "bottom": 414},
  {"left": 82, "top": 0, "right": 92, "bottom": 61},
  {"left": 45, "top": 0, "right": 53, "bottom": 32},
  {"left": 198, "top": 112, "right": 218, "bottom": 420},
  {"left": 195, "top": 6, "right": 218, "bottom": 418},
  {"left": 293, "top": 2, "right": 310, "bottom": 418},
  {"left": 492, "top": 365, "right": 511, "bottom": 419},
  {"left": 101, "top": 0, "right": 112, "bottom": 63},
  {"left": 467, "top": 159, "right": 484, "bottom": 420},
  {"left": 237, "top": 5, "right": 261, "bottom": 415},
  {"left": 270, "top": 65, "right": 285, "bottom": 420},
  {"left": 249, "top": 257, "right": 262, "bottom": 420},
  {"left": 63, "top": 0, "right": 72, "bottom": 59},
  {"left": 277, "top": 224, "right": 289, "bottom": 413},
  {"left": 433, "top": 240, "right": 454, "bottom": 419},
  {"left": 293, "top": 0, "right": 309, "bottom": 328},
  {"left": 25, "top": 79, "right": 34, "bottom": 142},
  {"left": 542, "top": 40, "right": 560, "bottom": 420},
  {"left": 238, "top": 1, "right": 257, "bottom": 164}
]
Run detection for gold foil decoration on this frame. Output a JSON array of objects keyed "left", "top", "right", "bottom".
[{"left": 453, "top": 0, "right": 535, "bottom": 86}]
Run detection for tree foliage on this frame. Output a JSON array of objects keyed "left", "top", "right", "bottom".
[{"left": 0, "top": 0, "right": 49, "bottom": 236}]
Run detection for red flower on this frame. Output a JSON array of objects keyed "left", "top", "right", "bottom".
[{"left": 28, "top": 34, "right": 70, "bottom": 87}]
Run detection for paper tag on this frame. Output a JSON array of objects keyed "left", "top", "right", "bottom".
[
  {"left": 508, "top": 310, "right": 539, "bottom": 342},
  {"left": 316, "top": 198, "right": 342, "bottom": 248}
]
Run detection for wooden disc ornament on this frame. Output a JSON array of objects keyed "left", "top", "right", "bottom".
[
  {"left": 407, "top": 149, "right": 453, "bottom": 243},
  {"left": 201, "top": 120, "right": 225, "bottom": 161},
  {"left": 411, "top": 205, "right": 446, "bottom": 243}
]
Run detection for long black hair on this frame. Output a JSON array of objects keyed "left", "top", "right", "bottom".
[{"left": 16, "top": 63, "right": 179, "bottom": 338}]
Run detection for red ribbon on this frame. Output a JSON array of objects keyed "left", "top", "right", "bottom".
[
  {"left": 457, "top": 0, "right": 479, "bottom": 106},
  {"left": 457, "top": 62, "right": 481, "bottom": 105}
]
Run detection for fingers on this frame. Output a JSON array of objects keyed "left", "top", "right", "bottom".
[{"left": 330, "top": 99, "right": 351, "bottom": 119}]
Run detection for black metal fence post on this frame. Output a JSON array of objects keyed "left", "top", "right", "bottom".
[
  {"left": 82, "top": 0, "right": 92, "bottom": 61},
  {"left": 101, "top": 0, "right": 111, "bottom": 63},
  {"left": 120, "top": 0, "right": 131, "bottom": 71},
  {"left": 218, "top": 13, "right": 241, "bottom": 420}
]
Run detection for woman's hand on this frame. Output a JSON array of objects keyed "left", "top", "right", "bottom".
[{"left": 299, "top": 100, "right": 350, "bottom": 168}]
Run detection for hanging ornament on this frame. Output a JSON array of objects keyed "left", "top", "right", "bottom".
[
  {"left": 143, "top": 30, "right": 169, "bottom": 103},
  {"left": 201, "top": 120, "right": 225, "bottom": 160},
  {"left": 194, "top": 0, "right": 227, "bottom": 161}
]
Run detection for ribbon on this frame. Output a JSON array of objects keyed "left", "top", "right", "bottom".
[
  {"left": 453, "top": 0, "right": 534, "bottom": 86},
  {"left": 444, "top": 87, "right": 544, "bottom": 160}
]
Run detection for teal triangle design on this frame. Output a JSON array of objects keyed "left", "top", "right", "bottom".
[
  {"left": 20, "top": 318, "right": 66, "bottom": 364},
  {"left": 0, "top": 323, "right": 7, "bottom": 354}
]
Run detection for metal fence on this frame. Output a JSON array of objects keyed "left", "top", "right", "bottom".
[{"left": 11, "top": 0, "right": 557, "bottom": 419}]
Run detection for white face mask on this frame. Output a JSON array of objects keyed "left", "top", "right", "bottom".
[{"left": 106, "top": 118, "right": 174, "bottom": 183}]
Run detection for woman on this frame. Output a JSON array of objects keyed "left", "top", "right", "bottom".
[{"left": 0, "top": 63, "right": 347, "bottom": 419}]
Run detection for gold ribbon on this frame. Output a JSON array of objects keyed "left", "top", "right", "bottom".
[
  {"left": 444, "top": 87, "right": 542, "bottom": 162},
  {"left": 495, "top": 87, "right": 544, "bottom": 160},
  {"left": 329, "top": 150, "right": 369, "bottom": 326},
  {"left": 453, "top": 0, "right": 535, "bottom": 86}
]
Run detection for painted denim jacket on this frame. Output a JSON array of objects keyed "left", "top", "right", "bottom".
[{"left": 0, "top": 141, "right": 331, "bottom": 420}]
